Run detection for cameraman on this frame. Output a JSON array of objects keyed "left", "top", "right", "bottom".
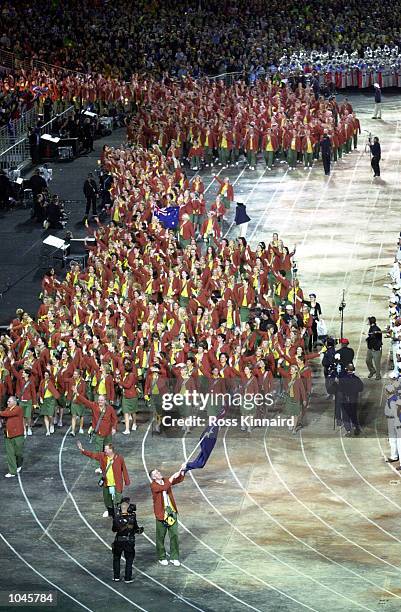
[
  {"left": 370, "top": 136, "right": 381, "bottom": 178},
  {"left": 112, "top": 500, "right": 143, "bottom": 583}
]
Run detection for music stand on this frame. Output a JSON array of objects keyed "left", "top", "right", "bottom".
[{"left": 41, "top": 235, "right": 67, "bottom": 269}]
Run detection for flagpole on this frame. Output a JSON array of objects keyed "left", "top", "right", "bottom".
[{"left": 183, "top": 433, "right": 205, "bottom": 464}]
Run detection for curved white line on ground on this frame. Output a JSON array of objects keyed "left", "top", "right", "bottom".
[
  {"left": 17, "top": 473, "right": 149, "bottom": 612},
  {"left": 0, "top": 533, "right": 94, "bottom": 612},
  {"left": 222, "top": 429, "right": 378, "bottom": 612},
  {"left": 141, "top": 422, "right": 308, "bottom": 612},
  {"left": 340, "top": 431, "right": 401, "bottom": 514},
  {"left": 299, "top": 431, "right": 401, "bottom": 571},
  {"left": 244, "top": 168, "right": 289, "bottom": 242},
  {"left": 312, "top": 145, "right": 367, "bottom": 288},
  {"left": 58, "top": 430, "right": 206, "bottom": 612},
  {"left": 262, "top": 429, "right": 401, "bottom": 599},
  {"left": 353, "top": 120, "right": 400, "bottom": 362},
  {"left": 181, "top": 434, "right": 380, "bottom": 609}
]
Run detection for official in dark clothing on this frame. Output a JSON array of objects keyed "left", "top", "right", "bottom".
[
  {"left": 336, "top": 364, "right": 364, "bottom": 436},
  {"left": 112, "top": 501, "right": 143, "bottom": 583},
  {"left": 366, "top": 316, "right": 382, "bottom": 380},
  {"left": 235, "top": 201, "right": 251, "bottom": 238},
  {"left": 370, "top": 137, "right": 381, "bottom": 177},
  {"left": 322, "top": 338, "right": 337, "bottom": 398},
  {"left": 320, "top": 132, "right": 331, "bottom": 175},
  {"left": 83, "top": 118, "right": 95, "bottom": 152},
  {"left": 83, "top": 173, "right": 98, "bottom": 220},
  {"left": 0, "top": 170, "right": 11, "bottom": 209},
  {"left": 28, "top": 128, "right": 40, "bottom": 164},
  {"left": 337, "top": 338, "right": 354, "bottom": 369},
  {"left": 29, "top": 169, "right": 47, "bottom": 197},
  {"left": 43, "top": 96, "right": 53, "bottom": 124},
  {"left": 46, "top": 198, "right": 64, "bottom": 229}
]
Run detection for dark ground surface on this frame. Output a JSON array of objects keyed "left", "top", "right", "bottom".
[{"left": 0, "top": 128, "right": 125, "bottom": 326}]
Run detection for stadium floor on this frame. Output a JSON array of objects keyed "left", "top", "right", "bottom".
[{"left": 1, "top": 92, "right": 401, "bottom": 612}]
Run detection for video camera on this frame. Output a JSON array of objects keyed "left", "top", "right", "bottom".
[
  {"left": 114, "top": 497, "right": 144, "bottom": 535},
  {"left": 116, "top": 496, "right": 136, "bottom": 516}
]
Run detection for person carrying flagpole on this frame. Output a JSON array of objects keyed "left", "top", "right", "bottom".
[{"left": 149, "top": 464, "right": 186, "bottom": 566}]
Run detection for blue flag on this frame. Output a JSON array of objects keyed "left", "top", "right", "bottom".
[
  {"left": 184, "top": 407, "right": 226, "bottom": 472},
  {"left": 154, "top": 206, "right": 179, "bottom": 229}
]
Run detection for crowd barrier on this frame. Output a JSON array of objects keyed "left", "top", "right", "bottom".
[{"left": 0, "top": 105, "right": 74, "bottom": 170}]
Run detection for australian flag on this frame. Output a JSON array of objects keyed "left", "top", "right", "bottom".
[
  {"left": 184, "top": 407, "right": 226, "bottom": 472},
  {"left": 154, "top": 206, "right": 179, "bottom": 229}
]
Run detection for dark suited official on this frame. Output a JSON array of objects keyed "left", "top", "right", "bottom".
[
  {"left": 112, "top": 500, "right": 144, "bottom": 583},
  {"left": 336, "top": 364, "right": 364, "bottom": 436},
  {"left": 370, "top": 136, "right": 381, "bottom": 178}
]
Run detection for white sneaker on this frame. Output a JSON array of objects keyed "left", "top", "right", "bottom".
[
  {"left": 170, "top": 560, "right": 181, "bottom": 567},
  {"left": 50, "top": 425, "right": 55, "bottom": 434},
  {"left": 79, "top": 428, "right": 84, "bottom": 434},
  {"left": 131, "top": 423, "right": 137, "bottom": 431},
  {"left": 46, "top": 431, "right": 51, "bottom": 436},
  {"left": 5, "top": 473, "right": 15, "bottom": 478},
  {"left": 95, "top": 468, "right": 102, "bottom": 474},
  {"left": 27, "top": 428, "right": 32, "bottom": 436},
  {"left": 58, "top": 421, "right": 63, "bottom": 428},
  {"left": 122, "top": 430, "right": 130, "bottom": 435},
  {"left": 158, "top": 559, "right": 168, "bottom": 566},
  {"left": 17, "top": 467, "right": 22, "bottom": 473},
  {"left": 102, "top": 510, "right": 109, "bottom": 518}
]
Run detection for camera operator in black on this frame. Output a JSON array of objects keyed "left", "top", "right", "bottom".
[
  {"left": 112, "top": 500, "right": 144, "bottom": 583},
  {"left": 322, "top": 338, "right": 337, "bottom": 399},
  {"left": 370, "top": 136, "right": 381, "bottom": 178}
]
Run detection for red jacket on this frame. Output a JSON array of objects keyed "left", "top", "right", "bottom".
[
  {"left": 215, "top": 176, "right": 234, "bottom": 201},
  {"left": 150, "top": 472, "right": 185, "bottom": 521},
  {"left": 81, "top": 450, "right": 130, "bottom": 493},
  {"left": 77, "top": 395, "right": 118, "bottom": 437},
  {"left": 0, "top": 404, "right": 24, "bottom": 438}
]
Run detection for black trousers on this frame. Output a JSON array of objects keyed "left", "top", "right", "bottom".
[
  {"left": 371, "top": 156, "right": 380, "bottom": 176},
  {"left": 342, "top": 401, "right": 359, "bottom": 432},
  {"left": 85, "top": 195, "right": 97, "bottom": 216},
  {"left": 112, "top": 540, "right": 135, "bottom": 580},
  {"left": 322, "top": 154, "right": 331, "bottom": 175}
]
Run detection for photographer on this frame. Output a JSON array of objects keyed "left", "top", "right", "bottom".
[
  {"left": 369, "top": 136, "right": 381, "bottom": 178},
  {"left": 112, "top": 500, "right": 143, "bottom": 583}
]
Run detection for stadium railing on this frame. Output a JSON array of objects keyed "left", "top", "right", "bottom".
[{"left": 0, "top": 105, "right": 74, "bottom": 170}]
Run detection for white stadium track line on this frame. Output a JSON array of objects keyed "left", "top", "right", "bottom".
[
  {"left": 17, "top": 473, "right": 150, "bottom": 612},
  {"left": 299, "top": 432, "right": 401, "bottom": 573},
  {"left": 310, "top": 146, "right": 367, "bottom": 288},
  {"left": 181, "top": 434, "right": 384, "bottom": 608},
  {"left": 340, "top": 430, "right": 401, "bottom": 515},
  {"left": 222, "top": 429, "right": 377, "bottom": 612},
  {"left": 58, "top": 431, "right": 207, "bottom": 612},
  {"left": 141, "top": 422, "right": 311, "bottom": 612},
  {"left": 243, "top": 168, "right": 289, "bottom": 243},
  {"left": 315, "top": 123, "right": 397, "bottom": 339},
  {"left": 262, "top": 429, "right": 401, "bottom": 600},
  {"left": 268, "top": 166, "right": 313, "bottom": 239},
  {"left": 354, "top": 119, "right": 401, "bottom": 362},
  {"left": 323, "top": 163, "right": 384, "bottom": 336},
  {"left": 203, "top": 166, "right": 224, "bottom": 195},
  {"left": 304, "top": 126, "right": 401, "bottom": 552},
  {"left": 0, "top": 534, "right": 94, "bottom": 612}
]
